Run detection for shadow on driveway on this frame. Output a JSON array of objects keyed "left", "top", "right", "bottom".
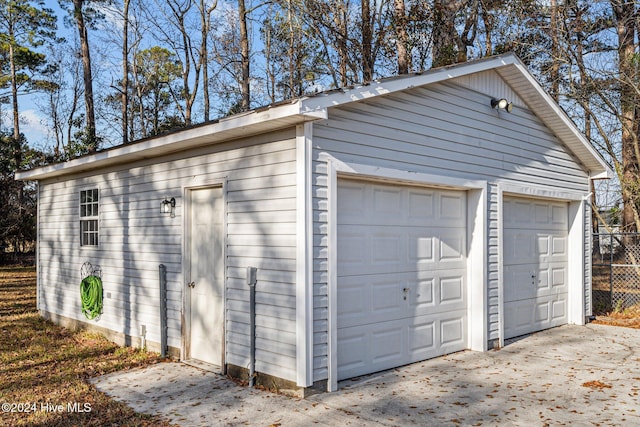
[{"left": 91, "top": 324, "right": 640, "bottom": 426}]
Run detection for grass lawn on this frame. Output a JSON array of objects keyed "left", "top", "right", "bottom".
[{"left": 0, "top": 267, "right": 173, "bottom": 426}]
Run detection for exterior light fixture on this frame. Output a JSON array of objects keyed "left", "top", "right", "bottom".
[
  {"left": 161, "top": 197, "right": 176, "bottom": 217},
  {"left": 491, "top": 98, "right": 513, "bottom": 113}
]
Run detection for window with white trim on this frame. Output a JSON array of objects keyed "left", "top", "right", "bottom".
[{"left": 80, "top": 188, "right": 99, "bottom": 246}]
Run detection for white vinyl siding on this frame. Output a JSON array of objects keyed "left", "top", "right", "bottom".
[
  {"left": 311, "top": 78, "right": 590, "bottom": 381},
  {"left": 37, "top": 129, "right": 299, "bottom": 382}
]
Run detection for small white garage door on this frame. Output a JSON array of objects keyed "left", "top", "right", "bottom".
[
  {"left": 503, "top": 196, "right": 569, "bottom": 340},
  {"left": 337, "top": 180, "right": 468, "bottom": 380}
]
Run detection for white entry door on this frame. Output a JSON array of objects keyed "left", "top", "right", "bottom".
[
  {"left": 337, "top": 180, "right": 468, "bottom": 380},
  {"left": 188, "top": 187, "right": 224, "bottom": 366},
  {"left": 503, "top": 196, "right": 569, "bottom": 339}
]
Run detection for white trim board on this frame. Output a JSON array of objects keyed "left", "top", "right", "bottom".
[
  {"left": 499, "top": 182, "right": 587, "bottom": 202},
  {"left": 181, "top": 181, "right": 227, "bottom": 372},
  {"left": 296, "top": 123, "right": 314, "bottom": 387}
]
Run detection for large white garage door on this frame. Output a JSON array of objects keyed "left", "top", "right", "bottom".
[
  {"left": 503, "top": 196, "right": 569, "bottom": 340},
  {"left": 337, "top": 180, "right": 468, "bottom": 380}
]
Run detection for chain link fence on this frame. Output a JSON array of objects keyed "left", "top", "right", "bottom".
[{"left": 593, "top": 233, "right": 640, "bottom": 314}]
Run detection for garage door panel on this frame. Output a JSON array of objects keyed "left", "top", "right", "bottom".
[
  {"left": 505, "top": 293, "right": 568, "bottom": 338},
  {"left": 505, "top": 263, "right": 567, "bottom": 302},
  {"left": 551, "top": 236, "right": 567, "bottom": 256},
  {"left": 535, "top": 300, "right": 551, "bottom": 323},
  {"left": 337, "top": 310, "right": 467, "bottom": 380},
  {"left": 504, "top": 197, "right": 569, "bottom": 339},
  {"left": 440, "top": 276, "right": 465, "bottom": 303},
  {"left": 412, "top": 277, "right": 435, "bottom": 307},
  {"left": 504, "top": 264, "right": 537, "bottom": 302},
  {"left": 408, "top": 321, "right": 436, "bottom": 354},
  {"left": 371, "top": 281, "right": 405, "bottom": 317},
  {"left": 338, "top": 226, "right": 465, "bottom": 276},
  {"left": 551, "top": 299, "right": 567, "bottom": 321},
  {"left": 538, "top": 262, "right": 567, "bottom": 292},
  {"left": 337, "top": 319, "right": 406, "bottom": 379},
  {"left": 551, "top": 205, "right": 568, "bottom": 227},
  {"left": 337, "top": 182, "right": 367, "bottom": 219},
  {"left": 504, "top": 198, "right": 568, "bottom": 231},
  {"left": 408, "top": 191, "right": 435, "bottom": 220},
  {"left": 440, "top": 232, "right": 466, "bottom": 261},
  {"left": 337, "top": 274, "right": 405, "bottom": 328},
  {"left": 440, "top": 193, "right": 465, "bottom": 221},
  {"left": 504, "top": 232, "right": 535, "bottom": 264},
  {"left": 337, "top": 282, "right": 366, "bottom": 321},
  {"left": 411, "top": 271, "right": 467, "bottom": 313},
  {"left": 339, "top": 182, "right": 465, "bottom": 228},
  {"left": 441, "top": 316, "right": 466, "bottom": 346},
  {"left": 538, "top": 234, "right": 568, "bottom": 260},
  {"left": 550, "top": 266, "right": 566, "bottom": 288},
  {"left": 371, "top": 326, "right": 404, "bottom": 364},
  {"left": 408, "top": 236, "right": 435, "bottom": 264},
  {"left": 337, "top": 230, "right": 368, "bottom": 268},
  {"left": 337, "top": 331, "right": 369, "bottom": 375},
  {"left": 505, "top": 232, "right": 567, "bottom": 265},
  {"left": 372, "top": 187, "right": 403, "bottom": 216},
  {"left": 371, "top": 233, "right": 404, "bottom": 265},
  {"left": 337, "top": 180, "right": 468, "bottom": 380},
  {"left": 338, "top": 271, "right": 466, "bottom": 328}
]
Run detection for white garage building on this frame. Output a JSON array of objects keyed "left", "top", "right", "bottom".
[{"left": 17, "top": 54, "right": 610, "bottom": 393}]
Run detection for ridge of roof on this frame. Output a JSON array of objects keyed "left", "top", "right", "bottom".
[{"left": 16, "top": 53, "right": 611, "bottom": 181}]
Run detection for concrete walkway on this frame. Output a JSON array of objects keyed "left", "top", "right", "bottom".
[{"left": 91, "top": 324, "right": 640, "bottom": 426}]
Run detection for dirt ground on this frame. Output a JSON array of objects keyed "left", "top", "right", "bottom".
[{"left": 592, "top": 304, "right": 640, "bottom": 329}]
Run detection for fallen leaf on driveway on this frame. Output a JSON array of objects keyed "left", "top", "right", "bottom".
[{"left": 582, "top": 380, "right": 612, "bottom": 390}]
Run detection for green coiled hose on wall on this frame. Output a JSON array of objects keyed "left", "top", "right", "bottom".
[{"left": 80, "top": 275, "right": 103, "bottom": 320}]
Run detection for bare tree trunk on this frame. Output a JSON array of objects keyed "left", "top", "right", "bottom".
[
  {"left": 67, "top": 84, "right": 79, "bottom": 155},
  {"left": 72, "top": 0, "right": 97, "bottom": 151},
  {"left": 549, "top": 0, "right": 560, "bottom": 101},
  {"left": 332, "top": 0, "right": 349, "bottom": 87},
  {"left": 287, "top": 0, "right": 295, "bottom": 97},
  {"left": 264, "top": 17, "right": 276, "bottom": 103},
  {"left": 394, "top": 0, "right": 409, "bottom": 74},
  {"left": 9, "top": 46, "right": 20, "bottom": 141},
  {"left": 432, "top": 0, "right": 475, "bottom": 67},
  {"left": 238, "top": 0, "right": 250, "bottom": 111},
  {"left": 179, "top": 11, "right": 192, "bottom": 124},
  {"left": 361, "top": 0, "right": 373, "bottom": 82},
  {"left": 612, "top": 0, "right": 639, "bottom": 232},
  {"left": 48, "top": 90, "right": 62, "bottom": 157},
  {"left": 122, "top": 0, "right": 130, "bottom": 144},
  {"left": 480, "top": 1, "right": 493, "bottom": 57},
  {"left": 8, "top": 38, "right": 23, "bottom": 209},
  {"left": 199, "top": 0, "right": 216, "bottom": 121},
  {"left": 432, "top": 0, "right": 458, "bottom": 67}
]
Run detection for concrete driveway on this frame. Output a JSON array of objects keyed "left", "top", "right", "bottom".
[{"left": 91, "top": 324, "right": 640, "bottom": 426}]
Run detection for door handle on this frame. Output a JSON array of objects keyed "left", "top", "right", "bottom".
[
  {"left": 403, "top": 287, "right": 409, "bottom": 300},
  {"left": 187, "top": 281, "right": 195, "bottom": 288}
]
